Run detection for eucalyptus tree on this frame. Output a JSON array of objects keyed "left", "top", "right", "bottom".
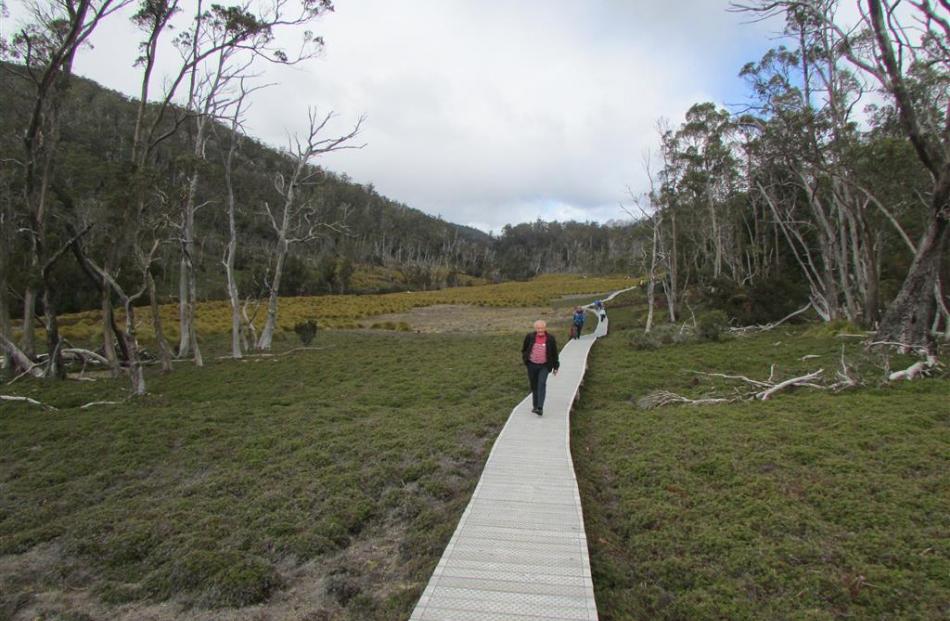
[
  {"left": 1, "top": 0, "right": 131, "bottom": 377},
  {"left": 256, "top": 108, "right": 363, "bottom": 351},
  {"left": 735, "top": 1, "right": 890, "bottom": 325},
  {"left": 846, "top": 0, "right": 949, "bottom": 351},
  {"left": 733, "top": 0, "right": 949, "bottom": 352},
  {"left": 668, "top": 103, "right": 741, "bottom": 283}
]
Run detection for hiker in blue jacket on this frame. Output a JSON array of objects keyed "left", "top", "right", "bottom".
[{"left": 572, "top": 307, "right": 585, "bottom": 339}]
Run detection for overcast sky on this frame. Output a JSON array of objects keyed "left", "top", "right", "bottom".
[{"left": 4, "top": 0, "right": 787, "bottom": 233}]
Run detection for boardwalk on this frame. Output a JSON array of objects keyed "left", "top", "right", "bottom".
[{"left": 409, "top": 303, "right": 613, "bottom": 621}]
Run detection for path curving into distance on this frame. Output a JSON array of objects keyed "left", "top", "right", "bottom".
[{"left": 409, "top": 287, "right": 636, "bottom": 621}]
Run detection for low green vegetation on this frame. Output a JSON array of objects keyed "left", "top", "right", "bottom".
[
  {"left": 2, "top": 286, "right": 947, "bottom": 620},
  {"left": 573, "top": 292, "right": 949, "bottom": 620},
  {"left": 1, "top": 331, "right": 525, "bottom": 620}
]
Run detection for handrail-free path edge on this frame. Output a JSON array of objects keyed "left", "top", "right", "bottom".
[{"left": 410, "top": 288, "right": 634, "bottom": 620}]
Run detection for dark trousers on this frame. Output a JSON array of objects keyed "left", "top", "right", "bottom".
[
  {"left": 526, "top": 362, "right": 550, "bottom": 410},
  {"left": 574, "top": 323, "right": 583, "bottom": 338}
]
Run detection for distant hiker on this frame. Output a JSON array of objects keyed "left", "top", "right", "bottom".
[
  {"left": 572, "top": 306, "right": 585, "bottom": 339},
  {"left": 521, "top": 320, "right": 560, "bottom": 416},
  {"left": 594, "top": 299, "right": 606, "bottom": 321}
]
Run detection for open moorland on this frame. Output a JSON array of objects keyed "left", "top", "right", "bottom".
[{"left": 2, "top": 280, "right": 948, "bottom": 621}]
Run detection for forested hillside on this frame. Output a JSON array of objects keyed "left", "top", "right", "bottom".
[{"left": 0, "top": 63, "right": 496, "bottom": 307}]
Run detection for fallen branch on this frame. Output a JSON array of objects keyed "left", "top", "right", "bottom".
[
  {"left": 637, "top": 391, "right": 734, "bottom": 409},
  {"left": 0, "top": 334, "right": 44, "bottom": 379},
  {"left": 643, "top": 366, "right": 837, "bottom": 409},
  {"left": 62, "top": 348, "right": 110, "bottom": 365},
  {"left": 730, "top": 302, "right": 812, "bottom": 334},
  {"left": 888, "top": 355, "right": 941, "bottom": 382},
  {"left": 833, "top": 346, "right": 861, "bottom": 389},
  {"left": 689, "top": 370, "right": 772, "bottom": 388},
  {"left": 79, "top": 400, "right": 124, "bottom": 409},
  {"left": 216, "top": 346, "right": 330, "bottom": 360},
  {"left": 7, "top": 361, "right": 45, "bottom": 384},
  {"left": 756, "top": 369, "right": 825, "bottom": 400},
  {"left": 1, "top": 394, "right": 57, "bottom": 410}
]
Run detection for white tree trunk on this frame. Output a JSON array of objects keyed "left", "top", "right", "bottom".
[
  {"left": 178, "top": 256, "right": 190, "bottom": 357},
  {"left": 257, "top": 241, "right": 288, "bottom": 351},
  {"left": 645, "top": 215, "right": 660, "bottom": 334}
]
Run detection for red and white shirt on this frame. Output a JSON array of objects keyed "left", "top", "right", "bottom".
[{"left": 529, "top": 334, "right": 548, "bottom": 364}]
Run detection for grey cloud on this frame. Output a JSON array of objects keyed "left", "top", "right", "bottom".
[{"left": 9, "top": 0, "right": 784, "bottom": 232}]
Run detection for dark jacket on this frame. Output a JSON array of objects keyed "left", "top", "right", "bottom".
[{"left": 522, "top": 332, "right": 560, "bottom": 371}]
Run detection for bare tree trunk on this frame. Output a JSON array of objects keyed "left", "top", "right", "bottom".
[
  {"left": 20, "top": 288, "right": 36, "bottom": 357},
  {"left": 0, "top": 269, "right": 12, "bottom": 378},
  {"left": 255, "top": 109, "right": 363, "bottom": 350},
  {"left": 100, "top": 277, "right": 119, "bottom": 377},
  {"left": 666, "top": 209, "right": 679, "bottom": 322},
  {"left": 0, "top": 333, "right": 43, "bottom": 378},
  {"left": 178, "top": 122, "right": 205, "bottom": 366},
  {"left": 146, "top": 269, "right": 173, "bottom": 372},
  {"left": 178, "top": 257, "right": 191, "bottom": 357},
  {"left": 80, "top": 246, "right": 151, "bottom": 396},
  {"left": 877, "top": 206, "right": 948, "bottom": 352},
  {"left": 258, "top": 241, "right": 288, "bottom": 351},
  {"left": 122, "top": 300, "right": 147, "bottom": 396},
  {"left": 42, "top": 289, "right": 65, "bottom": 380},
  {"left": 645, "top": 214, "right": 660, "bottom": 334},
  {"left": 223, "top": 141, "right": 243, "bottom": 358}
]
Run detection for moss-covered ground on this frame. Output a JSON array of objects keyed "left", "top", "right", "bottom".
[
  {"left": 2, "top": 285, "right": 947, "bottom": 620},
  {"left": 1, "top": 330, "right": 526, "bottom": 620}
]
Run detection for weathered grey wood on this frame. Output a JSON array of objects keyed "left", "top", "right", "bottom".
[{"left": 409, "top": 295, "right": 624, "bottom": 620}]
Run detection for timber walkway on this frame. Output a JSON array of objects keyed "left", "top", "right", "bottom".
[{"left": 409, "top": 291, "right": 628, "bottom": 620}]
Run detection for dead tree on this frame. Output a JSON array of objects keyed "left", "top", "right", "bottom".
[
  {"left": 70, "top": 228, "right": 160, "bottom": 396},
  {"left": 256, "top": 109, "right": 363, "bottom": 351},
  {"left": 170, "top": 0, "right": 337, "bottom": 364},
  {"left": 3, "top": 0, "right": 129, "bottom": 373},
  {"left": 214, "top": 77, "right": 268, "bottom": 359}
]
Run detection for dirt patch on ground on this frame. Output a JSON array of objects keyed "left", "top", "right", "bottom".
[{"left": 361, "top": 304, "right": 575, "bottom": 335}]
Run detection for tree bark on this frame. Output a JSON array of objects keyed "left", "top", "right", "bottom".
[
  {"left": 258, "top": 240, "right": 288, "bottom": 351},
  {"left": 100, "top": 261, "right": 119, "bottom": 377},
  {"left": 0, "top": 267, "right": 12, "bottom": 378},
  {"left": 147, "top": 269, "right": 174, "bottom": 372},
  {"left": 876, "top": 188, "right": 949, "bottom": 351},
  {"left": 20, "top": 288, "right": 36, "bottom": 358}
]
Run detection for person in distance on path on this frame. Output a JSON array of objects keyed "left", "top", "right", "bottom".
[
  {"left": 521, "top": 320, "right": 560, "bottom": 416},
  {"left": 572, "top": 306, "right": 585, "bottom": 339}
]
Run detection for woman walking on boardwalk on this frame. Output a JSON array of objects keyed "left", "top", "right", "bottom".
[{"left": 521, "top": 320, "right": 560, "bottom": 415}]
